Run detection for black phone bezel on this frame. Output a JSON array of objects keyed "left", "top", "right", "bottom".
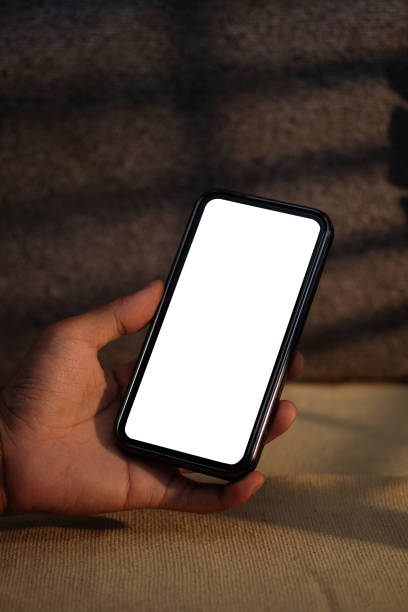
[{"left": 115, "top": 190, "right": 333, "bottom": 481}]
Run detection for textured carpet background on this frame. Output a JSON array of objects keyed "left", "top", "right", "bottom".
[{"left": 1, "top": 0, "right": 408, "bottom": 382}]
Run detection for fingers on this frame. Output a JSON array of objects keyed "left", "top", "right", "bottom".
[
  {"left": 163, "top": 401, "right": 296, "bottom": 513},
  {"left": 153, "top": 398, "right": 297, "bottom": 513},
  {"left": 264, "top": 399, "right": 297, "bottom": 444},
  {"left": 260, "top": 351, "right": 301, "bottom": 444},
  {"left": 55, "top": 280, "right": 164, "bottom": 350},
  {"left": 158, "top": 470, "right": 265, "bottom": 513},
  {"left": 287, "top": 350, "right": 304, "bottom": 379}
]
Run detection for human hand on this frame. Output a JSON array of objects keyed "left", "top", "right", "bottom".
[{"left": 0, "top": 281, "right": 303, "bottom": 516}]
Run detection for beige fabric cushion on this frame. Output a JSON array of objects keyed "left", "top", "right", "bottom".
[
  {"left": 1, "top": 475, "right": 407, "bottom": 612},
  {"left": 261, "top": 383, "right": 408, "bottom": 476},
  {"left": 1, "top": 384, "right": 407, "bottom": 611}
]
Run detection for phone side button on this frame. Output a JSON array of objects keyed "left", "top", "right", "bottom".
[
  {"left": 252, "top": 355, "right": 290, "bottom": 458},
  {"left": 263, "top": 360, "right": 289, "bottom": 442}
]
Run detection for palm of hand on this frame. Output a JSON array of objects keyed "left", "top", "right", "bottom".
[{"left": 0, "top": 282, "right": 299, "bottom": 515}]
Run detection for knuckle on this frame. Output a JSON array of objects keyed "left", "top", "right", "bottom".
[
  {"left": 42, "top": 321, "right": 63, "bottom": 341},
  {"left": 110, "top": 298, "right": 127, "bottom": 336},
  {"left": 41, "top": 318, "right": 74, "bottom": 342}
]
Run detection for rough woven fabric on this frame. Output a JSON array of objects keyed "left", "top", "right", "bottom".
[
  {"left": 262, "top": 382, "right": 408, "bottom": 475},
  {"left": 1, "top": 1, "right": 408, "bottom": 382},
  {"left": 1, "top": 383, "right": 407, "bottom": 611},
  {"left": 1, "top": 475, "right": 408, "bottom": 612}
]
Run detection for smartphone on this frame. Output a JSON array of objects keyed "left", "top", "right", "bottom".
[{"left": 115, "top": 191, "right": 333, "bottom": 481}]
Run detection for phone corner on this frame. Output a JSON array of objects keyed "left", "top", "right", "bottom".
[
  {"left": 114, "top": 412, "right": 128, "bottom": 449},
  {"left": 222, "top": 453, "right": 261, "bottom": 482},
  {"left": 315, "top": 208, "right": 335, "bottom": 242},
  {"left": 196, "top": 189, "right": 240, "bottom": 208}
]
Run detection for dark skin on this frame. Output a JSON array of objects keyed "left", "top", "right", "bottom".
[{"left": 0, "top": 280, "right": 303, "bottom": 516}]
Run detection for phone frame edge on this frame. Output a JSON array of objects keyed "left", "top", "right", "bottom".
[{"left": 115, "top": 190, "right": 334, "bottom": 482}]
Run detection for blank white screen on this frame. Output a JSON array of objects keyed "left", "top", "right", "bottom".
[{"left": 125, "top": 198, "right": 320, "bottom": 464}]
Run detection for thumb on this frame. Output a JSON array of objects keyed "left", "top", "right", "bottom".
[{"left": 57, "top": 280, "right": 164, "bottom": 350}]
